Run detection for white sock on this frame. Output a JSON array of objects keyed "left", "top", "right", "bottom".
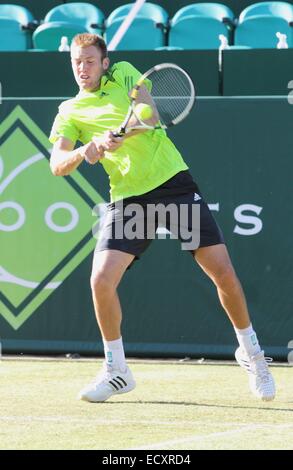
[
  {"left": 103, "top": 337, "right": 127, "bottom": 372},
  {"left": 234, "top": 324, "right": 261, "bottom": 357}
]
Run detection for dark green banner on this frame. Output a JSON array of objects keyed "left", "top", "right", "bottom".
[
  {"left": 0, "top": 94, "right": 292, "bottom": 359},
  {"left": 0, "top": 51, "right": 219, "bottom": 97},
  {"left": 223, "top": 49, "right": 293, "bottom": 96}
]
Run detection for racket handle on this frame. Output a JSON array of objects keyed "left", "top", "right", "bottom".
[{"left": 112, "top": 131, "right": 123, "bottom": 138}]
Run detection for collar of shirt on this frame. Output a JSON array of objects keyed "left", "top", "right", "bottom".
[{"left": 77, "top": 71, "right": 113, "bottom": 98}]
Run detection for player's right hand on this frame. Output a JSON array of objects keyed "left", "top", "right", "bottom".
[
  {"left": 99, "top": 131, "right": 123, "bottom": 152},
  {"left": 81, "top": 140, "right": 105, "bottom": 165}
]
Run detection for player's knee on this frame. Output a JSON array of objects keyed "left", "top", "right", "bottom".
[
  {"left": 90, "top": 270, "right": 114, "bottom": 296},
  {"left": 213, "top": 264, "right": 238, "bottom": 290}
]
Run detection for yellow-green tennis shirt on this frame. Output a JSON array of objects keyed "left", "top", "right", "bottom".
[{"left": 49, "top": 61, "right": 188, "bottom": 202}]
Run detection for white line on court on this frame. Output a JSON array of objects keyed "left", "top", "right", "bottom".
[
  {"left": 0, "top": 416, "right": 254, "bottom": 426},
  {"left": 130, "top": 423, "right": 293, "bottom": 450},
  {"left": 1, "top": 416, "right": 293, "bottom": 431}
]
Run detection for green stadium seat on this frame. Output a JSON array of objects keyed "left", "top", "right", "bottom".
[
  {"left": 106, "top": 2, "right": 168, "bottom": 25},
  {"left": 44, "top": 2, "right": 105, "bottom": 34},
  {"left": 33, "top": 22, "right": 86, "bottom": 51},
  {"left": 0, "top": 18, "right": 30, "bottom": 51},
  {"left": 32, "top": 2, "right": 105, "bottom": 51},
  {"left": 105, "top": 2, "right": 168, "bottom": 50},
  {"left": 235, "top": 2, "right": 293, "bottom": 48},
  {"left": 170, "top": 3, "right": 235, "bottom": 23},
  {"left": 235, "top": 17, "right": 293, "bottom": 48},
  {"left": 105, "top": 18, "right": 166, "bottom": 50},
  {"left": 239, "top": 2, "right": 293, "bottom": 21},
  {"left": 169, "top": 3, "right": 235, "bottom": 50},
  {"left": 0, "top": 4, "right": 36, "bottom": 50},
  {"left": 0, "top": 4, "right": 34, "bottom": 23}
]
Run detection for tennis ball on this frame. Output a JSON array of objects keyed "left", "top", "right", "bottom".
[{"left": 135, "top": 103, "right": 153, "bottom": 120}]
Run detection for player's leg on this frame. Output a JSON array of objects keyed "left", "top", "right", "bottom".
[
  {"left": 194, "top": 244, "right": 250, "bottom": 329},
  {"left": 78, "top": 249, "right": 136, "bottom": 402},
  {"left": 193, "top": 243, "right": 275, "bottom": 401},
  {"left": 90, "top": 249, "right": 134, "bottom": 341},
  {"left": 79, "top": 194, "right": 153, "bottom": 403}
]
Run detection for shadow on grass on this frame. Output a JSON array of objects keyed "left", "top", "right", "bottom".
[{"left": 103, "top": 400, "right": 293, "bottom": 412}]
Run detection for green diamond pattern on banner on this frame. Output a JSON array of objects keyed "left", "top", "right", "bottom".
[{"left": 0, "top": 106, "right": 104, "bottom": 330}]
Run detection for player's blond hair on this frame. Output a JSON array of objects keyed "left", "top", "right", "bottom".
[{"left": 71, "top": 33, "right": 108, "bottom": 59}]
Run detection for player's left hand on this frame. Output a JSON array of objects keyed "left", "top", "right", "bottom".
[{"left": 97, "top": 131, "right": 124, "bottom": 152}]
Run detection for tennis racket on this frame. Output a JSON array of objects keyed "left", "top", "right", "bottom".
[{"left": 112, "top": 63, "right": 196, "bottom": 137}]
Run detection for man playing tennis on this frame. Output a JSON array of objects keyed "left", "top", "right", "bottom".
[{"left": 49, "top": 34, "right": 275, "bottom": 403}]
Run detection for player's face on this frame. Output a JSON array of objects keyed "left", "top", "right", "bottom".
[{"left": 71, "top": 45, "right": 109, "bottom": 91}]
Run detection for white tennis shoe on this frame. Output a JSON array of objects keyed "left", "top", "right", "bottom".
[
  {"left": 78, "top": 362, "right": 136, "bottom": 402},
  {"left": 235, "top": 347, "right": 276, "bottom": 401}
]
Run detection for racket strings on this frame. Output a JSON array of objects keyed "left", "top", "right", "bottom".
[{"left": 145, "top": 67, "right": 194, "bottom": 126}]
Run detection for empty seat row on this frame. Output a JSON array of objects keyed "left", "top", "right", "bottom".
[
  {"left": 0, "top": 2, "right": 293, "bottom": 51},
  {"left": 33, "top": 3, "right": 105, "bottom": 51},
  {"left": 0, "top": 4, "right": 35, "bottom": 51}
]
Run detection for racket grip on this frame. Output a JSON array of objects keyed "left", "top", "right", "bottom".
[{"left": 112, "top": 131, "right": 123, "bottom": 138}]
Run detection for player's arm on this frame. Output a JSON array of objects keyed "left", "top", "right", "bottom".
[
  {"left": 113, "top": 85, "right": 159, "bottom": 140},
  {"left": 50, "top": 136, "right": 105, "bottom": 176},
  {"left": 126, "top": 85, "right": 159, "bottom": 131}
]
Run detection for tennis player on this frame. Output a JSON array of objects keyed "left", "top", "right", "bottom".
[{"left": 49, "top": 34, "right": 275, "bottom": 402}]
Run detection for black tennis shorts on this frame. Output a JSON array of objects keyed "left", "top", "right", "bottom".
[{"left": 95, "top": 171, "right": 225, "bottom": 261}]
